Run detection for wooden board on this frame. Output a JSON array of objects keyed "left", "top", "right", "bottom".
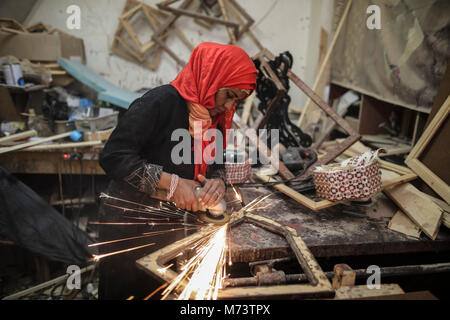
[
  {"left": 333, "top": 284, "right": 404, "bottom": 300},
  {"left": 388, "top": 210, "right": 421, "bottom": 239},
  {"left": 383, "top": 170, "right": 443, "bottom": 240}
]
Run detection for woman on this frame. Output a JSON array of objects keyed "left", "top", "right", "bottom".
[{"left": 98, "top": 42, "right": 257, "bottom": 299}]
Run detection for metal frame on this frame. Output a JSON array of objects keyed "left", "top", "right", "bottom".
[{"left": 136, "top": 208, "right": 334, "bottom": 299}]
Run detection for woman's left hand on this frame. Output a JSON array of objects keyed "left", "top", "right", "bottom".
[{"left": 197, "top": 174, "right": 226, "bottom": 208}]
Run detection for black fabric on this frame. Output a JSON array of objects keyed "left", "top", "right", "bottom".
[
  {"left": 101, "top": 84, "right": 195, "bottom": 183},
  {"left": 0, "top": 166, "right": 95, "bottom": 265},
  {"left": 97, "top": 84, "right": 224, "bottom": 299}
]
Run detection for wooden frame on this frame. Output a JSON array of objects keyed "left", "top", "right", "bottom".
[
  {"left": 111, "top": 0, "right": 161, "bottom": 68},
  {"left": 157, "top": 0, "right": 240, "bottom": 37},
  {"left": 405, "top": 95, "right": 450, "bottom": 204},
  {"left": 111, "top": 0, "right": 193, "bottom": 70},
  {"left": 224, "top": 0, "right": 262, "bottom": 50},
  {"left": 136, "top": 208, "right": 334, "bottom": 299},
  {"left": 255, "top": 146, "right": 417, "bottom": 211}
]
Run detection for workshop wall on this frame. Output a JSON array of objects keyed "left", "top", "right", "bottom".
[{"left": 24, "top": 0, "right": 333, "bottom": 107}]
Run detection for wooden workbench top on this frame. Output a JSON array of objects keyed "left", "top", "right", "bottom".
[{"left": 227, "top": 187, "right": 450, "bottom": 262}]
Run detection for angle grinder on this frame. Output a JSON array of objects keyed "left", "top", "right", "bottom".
[
  {"left": 149, "top": 187, "right": 230, "bottom": 225},
  {"left": 195, "top": 187, "right": 230, "bottom": 225}
]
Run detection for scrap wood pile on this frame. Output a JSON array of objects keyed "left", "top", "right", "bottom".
[{"left": 111, "top": 0, "right": 263, "bottom": 70}]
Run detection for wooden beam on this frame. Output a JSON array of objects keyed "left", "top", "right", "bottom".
[
  {"left": 0, "top": 131, "right": 73, "bottom": 155},
  {"left": 297, "top": 0, "right": 353, "bottom": 128},
  {"left": 0, "top": 130, "right": 36, "bottom": 144},
  {"left": 225, "top": 0, "right": 263, "bottom": 50},
  {"left": 19, "top": 141, "right": 102, "bottom": 151},
  {"left": 217, "top": 0, "right": 237, "bottom": 44}
]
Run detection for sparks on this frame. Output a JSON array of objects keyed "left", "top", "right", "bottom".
[
  {"left": 91, "top": 242, "right": 155, "bottom": 262},
  {"left": 161, "top": 224, "right": 229, "bottom": 300}
]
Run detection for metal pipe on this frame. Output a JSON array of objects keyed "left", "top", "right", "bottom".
[{"left": 224, "top": 262, "right": 450, "bottom": 288}]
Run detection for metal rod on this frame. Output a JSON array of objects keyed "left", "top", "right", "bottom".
[{"left": 224, "top": 262, "right": 450, "bottom": 287}]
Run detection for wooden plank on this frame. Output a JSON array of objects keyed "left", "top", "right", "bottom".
[
  {"left": 0, "top": 132, "right": 72, "bottom": 154},
  {"left": 19, "top": 141, "right": 102, "bottom": 151},
  {"left": 0, "top": 130, "right": 36, "bottom": 144},
  {"left": 383, "top": 170, "right": 443, "bottom": 240},
  {"left": 255, "top": 172, "right": 338, "bottom": 211},
  {"left": 120, "top": 18, "right": 143, "bottom": 50},
  {"left": 388, "top": 210, "right": 422, "bottom": 239},
  {"left": 333, "top": 284, "right": 404, "bottom": 300},
  {"left": 297, "top": 0, "right": 352, "bottom": 127},
  {"left": 173, "top": 27, "right": 195, "bottom": 51},
  {"left": 217, "top": 0, "right": 236, "bottom": 44},
  {"left": 225, "top": 0, "right": 263, "bottom": 50}
]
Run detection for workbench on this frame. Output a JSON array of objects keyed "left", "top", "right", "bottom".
[
  {"left": 228, "top": 187, "right": 450, "bottom": 262},
  {"left": 2, "top": 145, "right": 449, "bottom": 263}
]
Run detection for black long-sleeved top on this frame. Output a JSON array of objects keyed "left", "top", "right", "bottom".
[{"left": 100, "top": 84, "right": 224, "bottom": 196}]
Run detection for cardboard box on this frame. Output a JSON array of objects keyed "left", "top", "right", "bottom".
[{"left": 0, "top": 31, "right": 85, "bottom": 63}]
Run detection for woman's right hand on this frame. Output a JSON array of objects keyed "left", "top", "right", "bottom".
[{"left": 172, "top": 178, "right": 201, "bottom": 212}]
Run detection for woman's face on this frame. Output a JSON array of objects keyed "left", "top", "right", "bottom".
[{"left": 210, "top": 88, "right": 249, "bottom": 117}]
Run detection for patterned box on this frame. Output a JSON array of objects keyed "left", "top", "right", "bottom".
[
  {"left": 313, "top": 150, "right": 383, "bottom": 202},
  {"left": 225, "top": 159, "right": 252, "bottom": 185}
]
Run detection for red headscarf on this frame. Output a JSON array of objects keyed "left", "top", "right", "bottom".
[{"left": 171, "top": 42, "right": 257, "bottom": 180}]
